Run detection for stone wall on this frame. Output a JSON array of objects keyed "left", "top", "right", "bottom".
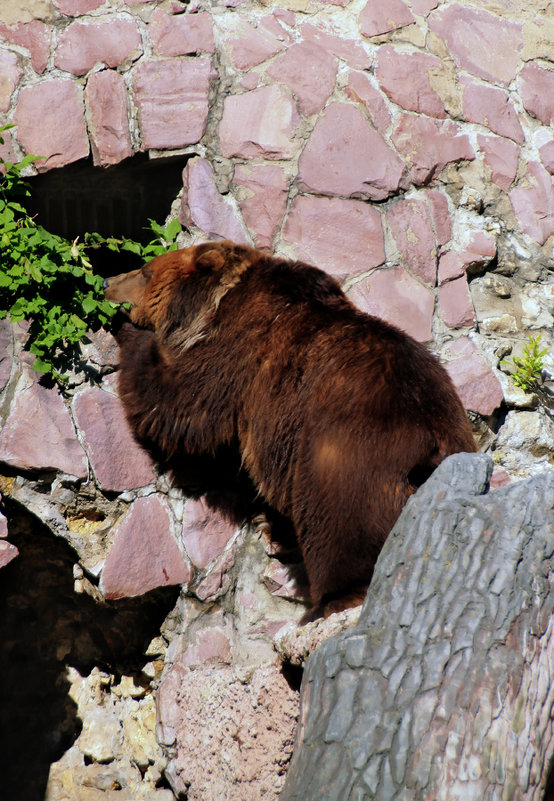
[
  {"left": 1, "top": 0, "right": 553, "bottom": 472},
  {"left": 0, "top": 0, "right": 554, "bottom": 798}
]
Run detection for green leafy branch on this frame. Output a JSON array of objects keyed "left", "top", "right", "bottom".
[
  {"left": 500, "top": 334, "right": 548, "bottom": 392},
  {"left": 0, "top": 124, "right": 181, "bottom": 382}
]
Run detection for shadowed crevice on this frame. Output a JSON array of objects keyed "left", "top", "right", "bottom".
[{"left": 0, "top": 500, "right": 179, "bottom": 801}]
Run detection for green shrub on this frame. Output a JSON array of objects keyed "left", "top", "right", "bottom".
[
  {"left": 501, "top": 334, "right": 548, "bottom": 392},
  {"left": 0, "top": 124, "right": 181, "bottom": 382}
]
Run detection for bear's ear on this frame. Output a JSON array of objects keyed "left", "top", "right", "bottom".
[{"left": 194, "top": 244, "right": 227, "bottom": 273}]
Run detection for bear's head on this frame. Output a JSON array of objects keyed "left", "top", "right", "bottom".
[{"left": 105, "top": 240, "right": 257, "bottom": 349}]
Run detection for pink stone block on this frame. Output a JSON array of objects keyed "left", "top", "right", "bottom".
[
  {"left": 0, "top": 508, "right": 7, "bottom": 539},
  {"left": 263, "top": 560, "right": 309, "bottom": 600},
  {"left": 439, "top": 276, "right": 475, "bottom": 329},
  {"left": 55, "top": 19, "right": 142, "bottom": 77},
  {"left": 228, "top": 16, "right": 288, "bottom": 69},
  {"left": 444, "top": 338, "right": 503, "bottom": 415},
  {"left": 134, "top": 58, "right": 212, "bottom": 150},
  {"left": 376, "top": 45, "right": 445, "bottom": 118},
  {"left": 0, "top": 50, "right": 22, "bottom": 112},
  {"left": 348, "top": 267, "right": 435, "bottom": 342},
  {"left": 195, "top": 547, "right": 235, "bottom": 601},
  {"left": 392, "top": 114, "right": 474, "bottom": 186},
  {"left": 0, "top": 540, "right": 18, "bottom": 570},
  {"left": 220, "top": 84, "right": 300, "bottom": 160},
  {"left": 509, "top": 161, "right": 554, "bottom": 245},
  {"left": 386, "top": 196, "right": 438, "bottom": 285},
  {"left": 438, "top": 237, "right": 495, "bottom": 285},
  {"left": 345, "top": 71, "right": 391, "bottom": 133},
  {"left": 359, "top": 0, "right": 414, "bottom": 37},
  {"left": 301, "top": 23, "right": 371, "bottom": 71},
  {"left": 411, "top": 0, "right": 438, "bottom": 12},
  {"left": 53, "top": 0, "right": 104, "bottom": 14},
  {"left": 282, "top": 195, "right": 385, "bottom": 278},
  {"left": 181, "top": 498, "right": 236, "bottom": 569},
  {"left": 240, "top": 72, "right": 259, "bottom": 91},
  {"left": 467, "top": 232, "right": 496, "bottom": 261},
  {"left": 462, "top": 78, "right": 523, "bottom": 144},
  {"left": 14, "top": 80, "right": 89, "bottom": 170},
  {"left": 519, "top": 62, "right": 554, "bottom": 126},
  {"left": 0, "top": 20, "right": 51, "bottom": 74},
  {"left": 274, "top": 9, "right": 296, "bottom": 26},
  {"left": 85, "top": 70, "right": 132, "bottom": 167},
  {"left": 438, "top": 252, "right": 468, "bottom": 285},
  {"left": 151, "top": 8, "right": 215, "bottom": 56},
  {"left": 0, "top": 379, "right": 87, "bottom": 476},
  {"left": 233, "top": 163, "right": 288, "bottom": 248},
  {"left": 180, "top": 157, "right": 249, "bottom": 243},
  {"left": 540, "top": 140, "right": 554, "bottom": 175},
  {"left": 266, "top": 41, "right": 337, "bottom": 116},
  {"left": 298, "top": 103, "right": 406, "bottom": 201},
  {"left": 180, "top": 627, "right": 232, "bottom": 668},
  {"left": 429, "top": 4, "right": 522, "bottom": 87},
  {"left": 73, "top": 386, "right": 156, "bottom": 492},
  {"left": 426, "top": 190, "right": 451, "bottom": 246},
  {"left": 100, "top": 495, "right": 191, "bottom": 599},
  {"left": 478, "top": 135, "right": 520, "bottom": 191}
]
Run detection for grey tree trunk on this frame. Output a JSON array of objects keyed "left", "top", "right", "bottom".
[{"left": 281, "top": 453, "right": 554, "bottom": 801}]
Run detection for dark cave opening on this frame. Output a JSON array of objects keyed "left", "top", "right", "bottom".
[
  {"left": 23, "top": 154, "right": 189, "bottom": 276},
  {"left": 0, "top": 501, "right": 179, "bottom": 801}
]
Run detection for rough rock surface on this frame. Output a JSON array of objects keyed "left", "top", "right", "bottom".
[{"left": 281, "top": 454, "right": 554, "bottom": 801}]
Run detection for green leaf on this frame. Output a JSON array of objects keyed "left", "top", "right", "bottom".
[
  {"left": 147, "top": 218, "right": 165, "bottom": 237},
  {"left": 120, "top": 239, "right": 142, "bottom": 255},
  {"left": 28, "top": 261, "right": 43, "bottom": 283},
  {"left": 164, "top": 218, "right": 181, "bottom": 241},
  {"left": 32, "top": 356, "right": 53, "bottom": 373},
  {"left": 81, "top": 295, "right": 98, "bottom": 315}
]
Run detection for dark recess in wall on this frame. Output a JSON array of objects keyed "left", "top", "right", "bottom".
[
  {"left": 24, "top": 154, "right": 189, "bottom": 275},
  {"left": 0, "top": 500, "right": 179, "bottom": 801}
]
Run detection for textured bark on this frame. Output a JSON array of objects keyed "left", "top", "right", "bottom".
[{"left": 281, "top": 453, "right": 554, "bottom": 801}]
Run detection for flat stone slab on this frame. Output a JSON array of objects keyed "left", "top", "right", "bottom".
[
  {"left": 54, "top": 18, "right": 142, "bottom": 76},
  {"left": 14, "top": 80, "right": 89, "bottom": 171},
  {"left": 348, "top": 268, "right": 435, "bottom": 342},
  {"left": 180, "top": 497, "right": 236, "bottom": 570},
  {"left": 298, "top": 103, "right": 406, "bottom": 201},
  {"left": 233, "top": 163, "right": 288, "bottom": 249},
  {"left": 100, "top": 494, "right": 191, "bottom": 599},
  {"left": 386, "top": 196, "right": 438, "bottom": 285},
  {"left": 219, "top": 84, "right": 301, "bottom": 160},
  {"left": 444, "top": 338, "right": 504, "bottom": 416},
  {"left": 133, "top": 57, "right": 213, "bottom": 150},
  {"left": 0, "top": 374, "right": 87, "bottom": 477},
  {"left": 429, "top": 3, "right": 523, "bottom": 87},
  {"left": 180, "top": 157, "right": 249, "bottom": 243},
  {"left": 509, "top": 161, "right": 554, "bottom": 245},
  {"left": 85, "top": 69, "right": 133, "bottom": 167},
  {"left": 72, "top": 386, "right": 156, "bottom": 492},
  {"left": 282, "top": 195, "right": 385, "bottom": 278},
  {"left": 0, "top": 539, "right": 18, "bottom": 569},
  {"left": 265, "top": 41, "right": 338, "bottom": 116},
  {"left": 0, "top": 50, "right": 22, "bottom": 112}
]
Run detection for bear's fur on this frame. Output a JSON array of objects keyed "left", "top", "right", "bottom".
[{"left": 106, "top": 240, "right": 476, "bottom": 619}]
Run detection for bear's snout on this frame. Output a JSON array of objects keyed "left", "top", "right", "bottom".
[{"left": 104, "top": 268, "right": 146, "bottom": 306}]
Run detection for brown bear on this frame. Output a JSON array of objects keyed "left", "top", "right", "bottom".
[{"left": 106, "top": 240, "right": 476, "bottom": 620}]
